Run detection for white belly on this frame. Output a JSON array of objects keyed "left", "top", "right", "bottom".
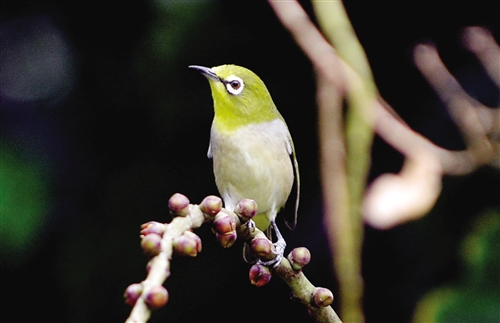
[{"left": 209, "top": 119, "right": 294, "bottom": 220}]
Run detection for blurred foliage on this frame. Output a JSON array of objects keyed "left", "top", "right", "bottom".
[
  {"left": 133, "top": 1, "right": 215, "bottom": 137},
  {"left": 0, "top": 141, "right": 50, "bottom": 266},
  {"left": 413, "top": 209, "right": 500, "bottom": 322}
]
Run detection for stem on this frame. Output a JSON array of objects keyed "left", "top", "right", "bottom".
[{"left": 312, "top": 2, "right": 377, "bottom": 321}]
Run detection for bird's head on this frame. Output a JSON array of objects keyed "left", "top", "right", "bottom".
[{"left": 190, "top": 64, "right": 281, "bottom": 131}]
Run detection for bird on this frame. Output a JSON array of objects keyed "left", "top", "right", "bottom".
[{"left": 189, "top": 64, "right": 299, "bottom": 267}]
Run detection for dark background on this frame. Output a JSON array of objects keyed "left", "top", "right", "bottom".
[{"left": 1, "top": 1, "right": 498, "bottom": 322}]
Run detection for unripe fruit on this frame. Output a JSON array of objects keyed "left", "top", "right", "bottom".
[
  {"left": 145, "top": 285, "right": 169, "bottom": 309},
  {"left": 216, "top": 231, "right": 237, "bottom": 248},
  {"left": 249, "top": 263, "right": 272, "bottom": 287},
  {"left": 313, "top": 287, "right": 334, "bottom": 307},
  {"left": 234, "top": 199, "right": 258, "bottom": 221},
  {"left": 141, "top": 233, "right": 162, "bottom": 257},
  {"left": 251, "top": 237, "right": 274, "bottom": 260},
  {"left": 213, "top": 213, "right": 236, "bottom": 234},
  {"left": 168, "top": 193, "right": 190, "bottom": 216},
  {"left": 200, "top": 195, "right": 222, "bottom": 218},
  {"left": 173, "top": 232, "right": 202, "bottom": 257},
  {"left": 287, "top": 247, "right": 311, "bottom": 271},
  {"left": 140, "top": 221, "right": 165, "bottom": 236},
  {"left": 124, "top": 283, "right": 143, "bottom": 306}
]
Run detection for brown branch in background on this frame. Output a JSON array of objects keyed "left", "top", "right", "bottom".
[
  {"left": 374, "top": 101, "right": 477, "bottom": 175},
  {"left": 312, "top": 1, "right": 382, "bottom": 320},
  {"left": 268, "top": 1, "right": 359, "bottom": 321},
  {"left": 376, "top": 27, "right": 500, "bottom": 174},
  {"left": 270, "top": 0, "right": 500, "bottom": 317},
  {"left": 316, "top": 69, "right": 353, "bottom": 321},
  {"left": 366, "top": 27, "right": 500, "bottom": 226},
  {"left": 364, "top": 31, "right": 499, "bottom": 230},
  {"left": 363, "top": 146, "right": 443, "bottom": 229},
  {"left": 463, "top": 27, "right": 500, "bottom": 88},
  {"left": 414, "top": 43, "right": 496, "bottom": 164}
]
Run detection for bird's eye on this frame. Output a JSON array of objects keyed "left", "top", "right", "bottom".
[
  {"left": 230, "top": 80, "right": 241, "bottom": 90},
  {"left": 224, "top": 76, "right": 245, "bottom": 95}
]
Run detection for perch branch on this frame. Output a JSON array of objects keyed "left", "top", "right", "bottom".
[
  {"left": 274, "top": 257, "right": 342, "bottom": 323},
  {"left": 125, "top": 194, "right": 341, "bottom": 323},
  {"left": 125, "top": 200, "right": 206, "bottom": 323}
]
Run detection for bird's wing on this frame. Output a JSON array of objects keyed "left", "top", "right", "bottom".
[
  {"left": 207, "top": 142, "right": 212, "bottom": 159},
  {"left": 285, "top": 134, "right": 300, "bottom": 230}
]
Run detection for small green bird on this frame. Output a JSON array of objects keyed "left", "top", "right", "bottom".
[{"left": 189, "top": 64, "right": 300, "bottom": 266}]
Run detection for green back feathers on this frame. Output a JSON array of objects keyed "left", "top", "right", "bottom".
[{"left": 207, "top": 65, "right": 282, "bottom": 132}]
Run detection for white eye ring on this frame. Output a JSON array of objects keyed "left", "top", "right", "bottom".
[{"left": 224, "top": 75, "right": 244, "bottom": 95}]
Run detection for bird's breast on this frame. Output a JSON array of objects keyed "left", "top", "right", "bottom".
[{"left": 209, "top": 119, "right": 294, "bottom": 215}]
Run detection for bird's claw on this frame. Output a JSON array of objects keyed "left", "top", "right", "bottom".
[
  {"left": 246, "top": 219, "right": 256, "bottom": 232},
  {"left": 258, "top": 222, "right": 286, "bottom": 268},
  {"left": 258, "top": 240, "right": 285, "bottom": 268}
]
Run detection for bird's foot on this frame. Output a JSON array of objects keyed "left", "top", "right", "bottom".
[
  {"left": 258, "top": 240, "right": 285, "bottom": 268},
  {"left": 246, "top": 218, "right": 256, "bottom": 232},
  {"left": 257, "top": 221, "right": 286, "bottom": 268}
]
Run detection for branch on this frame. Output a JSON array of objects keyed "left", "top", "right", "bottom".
[
  {"left": 269, "top": 0, "right": 500, "bottom": 318},
  {"left": 269, "top": 1, "right": 372, "bottom": 321},
  {"left": 366, "top": 28, "right": 499, "bottom": 228},
  {"left": 462, "top": 27, "right": 500, "bottom": 88},
  {"left": 125, "top": 194, "right": 207, "bottom": 323},
  {"left": 413, "top": 41, "right": 499, "bottom": 168},
  {"left": 269, "top": 0, "right": 499, "bottom": 228},
  {"left": 125, "top": 194, "right": 341, "bottom": 323},
  {"left": 375, "top": 27, "right": 500, "bottom": 178},
  {"left": 274, "top": 256, "right": 342, "bottom": 323}
]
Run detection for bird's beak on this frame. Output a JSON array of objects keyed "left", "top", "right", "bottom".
[{"left": 189, "top": 65, "right": 220, "bottom": 82}]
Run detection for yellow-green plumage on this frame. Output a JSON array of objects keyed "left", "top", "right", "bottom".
[
  {"left": 208, "top": 65, "right": 279, "bottom": 132},
  {"left": 190, "top": 64, "right": 300, "bottom": 241}
]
